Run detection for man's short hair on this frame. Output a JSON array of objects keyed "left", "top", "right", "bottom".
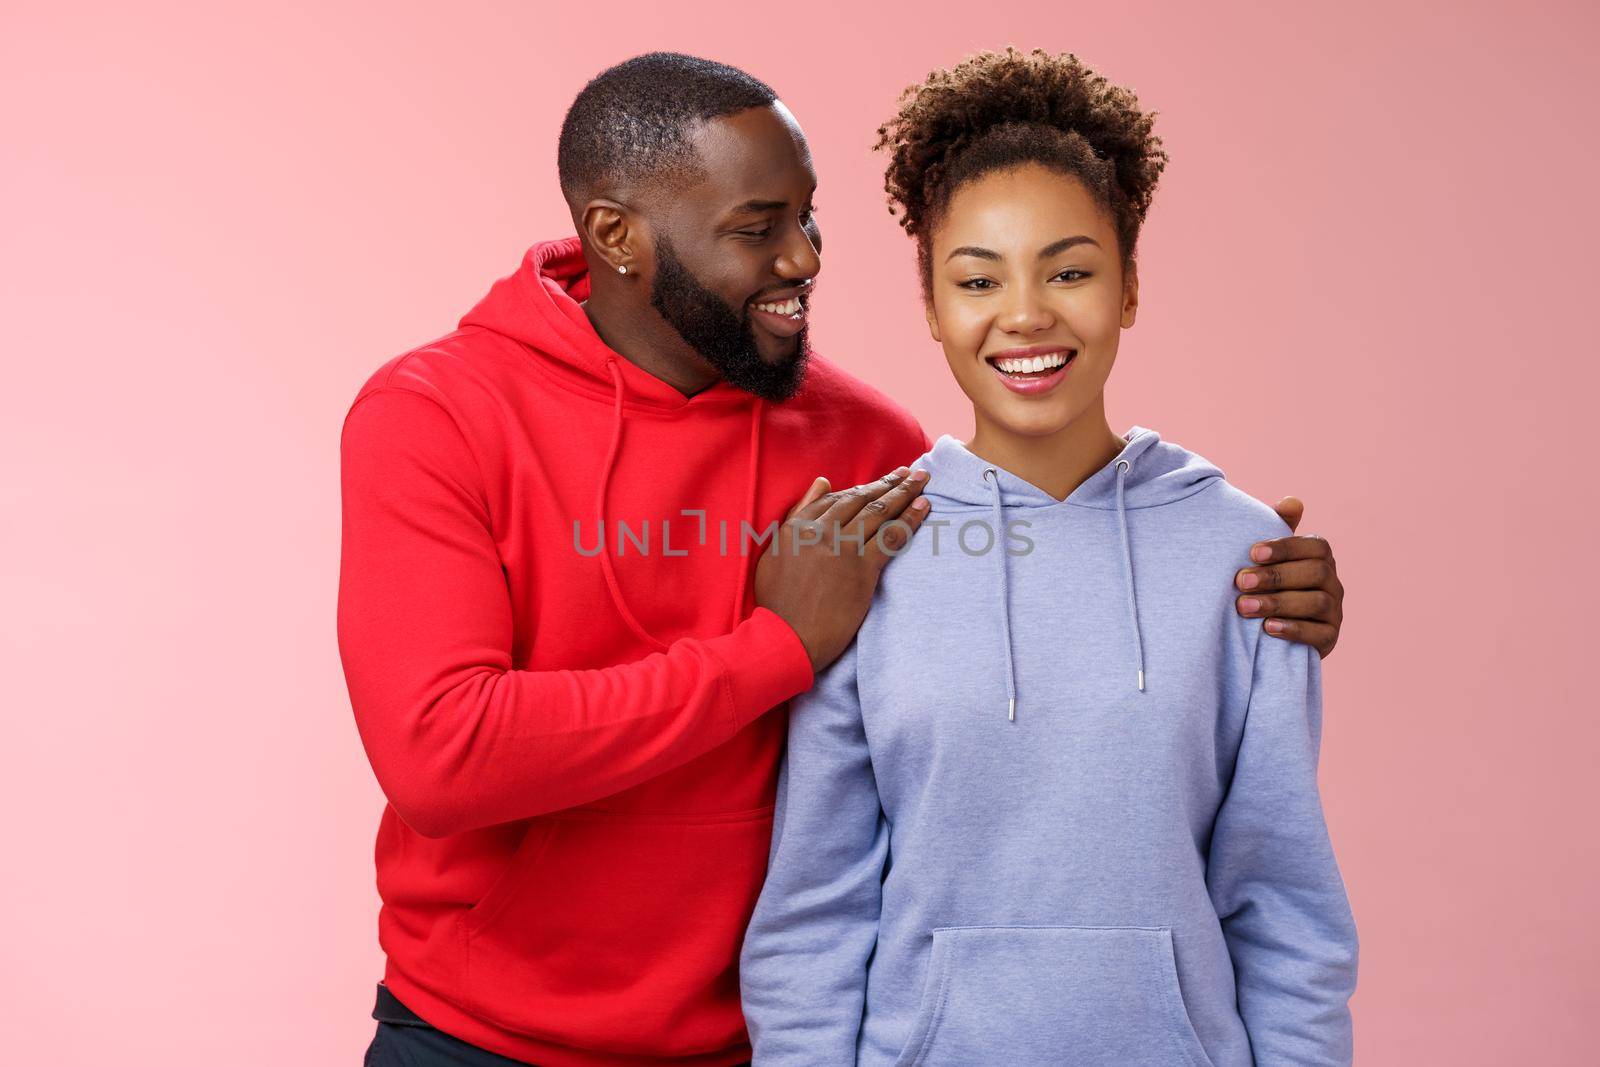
[{"left": 557, "top": 52, "right": 778, "bottom": 202}]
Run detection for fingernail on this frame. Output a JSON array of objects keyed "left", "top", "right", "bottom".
[
  {"left": 1238, "top": 572, "right": 1260, "bottom": 590},
  {"left": 911, "top": 497, "right": 930, "bottom": 511},
  {"left": 909, "top": 469, "right": 929, "bottom": 483},
  {"left": 1239, "top": 597, "right": 1260, "bottom": 613},
  {"left": 1265, "top": 619, "right": 1286, "bottom": 633},
  {"left": 1250, "top": 544, "right": 1271, "bottom": 562}
]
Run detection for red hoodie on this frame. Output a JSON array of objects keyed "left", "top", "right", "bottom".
[{"left": 337, "top": 237, "right": 929, "bottom": 1066}]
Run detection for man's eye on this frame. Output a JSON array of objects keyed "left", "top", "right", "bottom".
[
  {"left": 800, "top": 206, "right": 819, "bottom": 226},
  {"left": 738, "top": 228, "right": 773, "bottom": 239}
]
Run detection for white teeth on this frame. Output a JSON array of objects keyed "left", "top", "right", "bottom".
[
  {"left": 995, "top": 351, "right": 1070, "bottom": 374},
  {"left": 754, "top": 297, "right": 802, "bottom": 316}
]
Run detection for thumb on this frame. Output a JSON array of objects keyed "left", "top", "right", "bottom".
[
  {"left": 787, "top": 476, "right": 830, "bottom": 520},
  {"left": 1273, "top": 495, "right": 1305, "bottom": 533}
]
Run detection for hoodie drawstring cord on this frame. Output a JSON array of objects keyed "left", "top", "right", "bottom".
[
  {"left": 595, "top": 359, "right": 765, "bottom": 652},
  {"left": 1114, "top": 458, "right": 1147, "bottom": 693},
  {"left": 982, "top": 467, "right": 1019, "bottom": 722},
  {"left": 983, "top": 457, "right": 1147, "bottom": 716},
  {"left": 730, "top": 397, "right": 764, "bottom": 630},
  {"left": 596, "top": 359, "right": 669, "bottom": 652}
]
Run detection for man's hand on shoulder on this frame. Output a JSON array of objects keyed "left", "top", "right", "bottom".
[
  {"left": 756, "top": 468, "right": 931, "bottom": 673},
  {"left": 1233, "top": 496, "right": 1345, "bottom": 659}
]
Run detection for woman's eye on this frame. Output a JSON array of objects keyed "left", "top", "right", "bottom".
[
  {"left": 1054, "top": 269, "right": 1090, "bottom": 282},
  {"left": 958, "top": 278, "right": 997, "bottom": 290}
]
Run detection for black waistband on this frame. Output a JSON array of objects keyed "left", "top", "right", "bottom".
[
  {"left": 369, "top": 981, "right": 750, "bottom": 1066},
  {"left": 372, "top": 982, "right": 434, "bottom": 1028}
]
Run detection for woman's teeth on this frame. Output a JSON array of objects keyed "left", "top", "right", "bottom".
[
  {"left": 994, "top": 351, "right": 1072, "bottom": 375},
  {"left": 753, "top": 297, "right": 803, "bottom": 317}
]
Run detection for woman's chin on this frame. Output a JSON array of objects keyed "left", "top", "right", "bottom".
[{"left": 977, "top": 394, "right": 1086, "bottom": 439}]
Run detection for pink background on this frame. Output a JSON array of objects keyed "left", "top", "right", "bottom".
[{"left": 5, "top": 2, "right": 1597, "bottom": 1063}]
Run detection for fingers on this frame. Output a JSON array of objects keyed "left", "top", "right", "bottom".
[
  {"left": 1236, "top": 549, "right": 1344, "bottom": 660},
  {"left": 804, "top": 467, "right": 920, "bottom": 529},
  {"left": 1260, "top": 617, "right": 1338, "bottom": 658},
  {"left": 851, "top": 468, "right": 930, "bottom": 542},
  {"left": 1272, "top": 496, "right": 1305, "bottom": 534},
  {"left": 1235, "top": 589, "right": 1339, "bottom": 625},
  {"left": 1247, "top": 533, "right": 1334, "bottom": 568},
  {"left": 793, "top": 470, "right": 892, "bottom": 522},
  {"left": 1235, "top": 556, "right": 1341, "bottom": 597},
  {"left": 786, "top": 476, "right": 830, "bottom": 521},
  {"left": 865, "top": 489, "right": 932, "bottom": 566},
  {"left": 784, "top": 466, "right": 932, "bottom": 562}
]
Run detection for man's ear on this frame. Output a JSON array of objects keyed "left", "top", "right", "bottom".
[
  {"left": 581, "top": 198, "right": 646, "bottom": 276},
  {"left": 924, "top": 300, "right": 942, "bottom": 343},
  {"left": 1121, "top": 260, "right": 1139, "bottom": 329}
]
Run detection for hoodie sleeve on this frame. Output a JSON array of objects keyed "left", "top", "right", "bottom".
[
  {"left": 337, "top": 387, "right": 815, "bottom": 837},
  {"left": 740, "top": 641, "right": 887, "bottom": 1063},
  {"left": 1206, "top": 632, "right": 1359, "bottom": 1065}
]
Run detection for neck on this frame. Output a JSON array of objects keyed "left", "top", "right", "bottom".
[
  {"left": 581, "top": 281, "right": 719, "bottom": 398},
  {"left": 966, "top": 397, "right": 1126, "bottom": 502}
]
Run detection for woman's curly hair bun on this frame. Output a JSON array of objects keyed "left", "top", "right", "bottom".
[{"left": 874, "top": 48, "right": 1170, "bottom": 288}]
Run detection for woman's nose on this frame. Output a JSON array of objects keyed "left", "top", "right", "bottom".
[{"left": 997, "top": 286, "right": 1055, "bottom": 334}]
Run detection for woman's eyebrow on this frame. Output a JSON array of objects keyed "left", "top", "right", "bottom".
[
  {"left": 945, "top": 235, "right": 1101, "bottom": 263},
  {"left": 1038, "top": 235, "right": 1100, "bottom": 257}
]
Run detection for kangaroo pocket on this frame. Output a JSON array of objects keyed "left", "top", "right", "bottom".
[
  {"left": 456, "top": 805, "right": 775, "bottom": 1056},
  {"left": 893, "top": 925, "right": 1215, "bottom": 1067}
]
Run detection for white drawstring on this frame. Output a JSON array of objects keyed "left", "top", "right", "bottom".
[
  {"left": 983, "top": 467, "right": 1019, "bottom": 722},
  {"left": 1114, "top": 458, "right": 1147, "bottom": 694}
]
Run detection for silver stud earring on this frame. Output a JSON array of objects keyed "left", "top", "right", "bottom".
[{"left": 617, "top": 265, "right": 628, "bottom": 275}]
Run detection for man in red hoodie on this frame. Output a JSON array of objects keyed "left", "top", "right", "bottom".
[{"left": 338, "top": 54, "right": 1347, "bottom": 1067}]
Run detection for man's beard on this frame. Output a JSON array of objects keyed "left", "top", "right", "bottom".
[{"left": 649, "top": 238, "right": 811, "bottom": 402}]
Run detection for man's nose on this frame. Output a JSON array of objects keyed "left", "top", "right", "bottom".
[{"left": 775, "top": 228, "right": 821, "bottom": 280}]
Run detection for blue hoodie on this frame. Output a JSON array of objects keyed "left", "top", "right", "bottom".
[{"left": 739, "top": 427, "right": 1358, "bottom": 1066}]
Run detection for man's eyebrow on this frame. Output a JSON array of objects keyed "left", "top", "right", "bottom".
[{"left": 731, "top": 199, "right": 789, "bottom": 214}]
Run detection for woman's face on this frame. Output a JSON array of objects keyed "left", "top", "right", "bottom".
[{"left": 925, "top": 163, "right": 1137, "bottom": 440}]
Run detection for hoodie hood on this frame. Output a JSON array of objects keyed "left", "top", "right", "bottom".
[
  {"left": 459, "top": 236, "right": 756, "bottom": 409},
  {"left": 459, "top": 237, "right": 767, "bottom": 650},
  {"left": 914, "top": 426, "right": 1223, "bottom": 512},
  {"left": 910, "top": 428, "right": 1225, "bottom": 716}
]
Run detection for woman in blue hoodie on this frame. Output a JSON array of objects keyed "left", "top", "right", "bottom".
[{"left": 739, "top": 49, "right": 1358, "bottom": 1066}]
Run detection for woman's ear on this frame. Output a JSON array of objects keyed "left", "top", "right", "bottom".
[
  {"left": 924, "top": 300, "right": 942, "bottom": 343},
  {"left": 1121, "top": 261, "right": 1139, "bottom": 329}
]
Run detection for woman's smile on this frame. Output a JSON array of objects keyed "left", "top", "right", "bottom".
[{"left": 985, "top": 344, "right": 1078, "bottom": 395}]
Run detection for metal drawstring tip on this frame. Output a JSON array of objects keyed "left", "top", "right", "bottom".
[
  {"left": 1137, "top": 670, "right": 1145, "bottom": 692},
  {"left": 1008, "top": 697, "right": 1016, "bottom": 722}
]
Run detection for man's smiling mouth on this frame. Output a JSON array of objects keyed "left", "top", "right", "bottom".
[{"left": 747, "top": 287, "right": 810, "bottom": 338}]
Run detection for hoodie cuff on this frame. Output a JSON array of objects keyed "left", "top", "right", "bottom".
[{"left": 706, "top": 607, "right": 816, "bottom": 734}]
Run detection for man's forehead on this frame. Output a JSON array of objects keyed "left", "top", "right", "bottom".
[{"left": 684, "top": 102, "right": 816, "bottom": 208}]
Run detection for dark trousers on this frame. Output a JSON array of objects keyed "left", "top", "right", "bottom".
[
  {"left": 363, "top": 983, "right": 752, "bottom": 1067},
  {"left": 364, "top": 984, "right": 537, "bottom": 1066}
]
